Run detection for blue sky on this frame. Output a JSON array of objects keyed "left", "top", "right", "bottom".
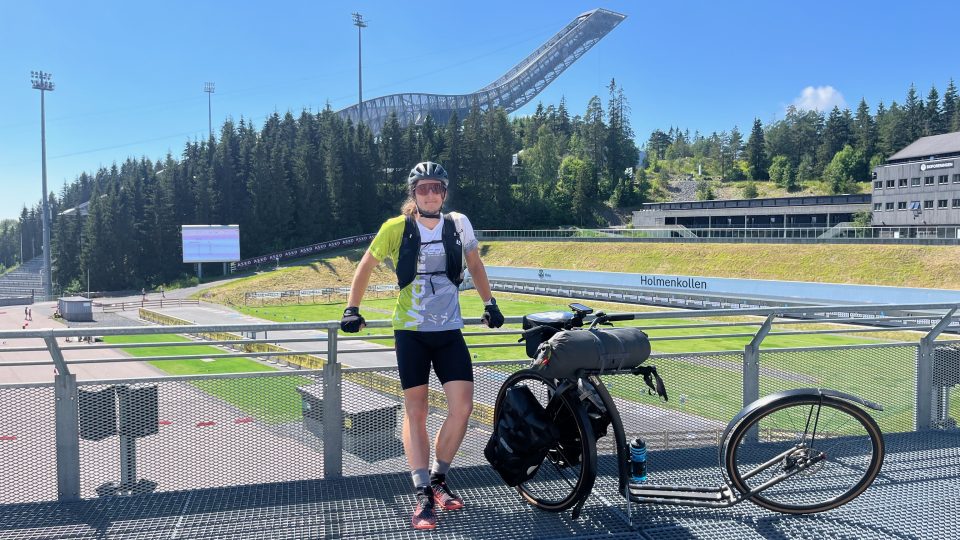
[{"left": 1, "top": 0, "right": 958, "bottom": 220}]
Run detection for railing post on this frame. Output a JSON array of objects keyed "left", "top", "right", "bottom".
[
  {"left": 916, "top": 338, "right": 934, "bottom": 431},
  {"left": 323, "top": 326, "right": 343, "bottom": 479},
  {"left": 916, "top": 307, "right": 956, "bottom": 430},
  {"left": 47, "top": 336, "right": 81, "bottom": 501},
  {"left": 742, "top": 315, "right": 774, "bottom": 443},
  {"left": 743, "top": 314, "right": 775, "bottom": 408}
]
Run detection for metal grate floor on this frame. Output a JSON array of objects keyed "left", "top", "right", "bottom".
[{"left": 1, "top": 430, "right": 957, "bottom": 540}]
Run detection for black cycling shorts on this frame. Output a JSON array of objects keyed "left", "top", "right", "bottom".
[{"left": 394, "top": 329, "right": 473, "bottom": 390}]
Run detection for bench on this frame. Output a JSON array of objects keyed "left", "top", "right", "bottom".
[{"left": 297, "top": 381, "right": 402, "bottom": 454}]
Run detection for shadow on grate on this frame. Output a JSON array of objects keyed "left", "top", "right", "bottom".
[{"left": 0, "top": 430, "right": 957, "bottom": 540}]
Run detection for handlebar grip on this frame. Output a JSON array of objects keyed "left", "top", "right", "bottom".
[{"left": 603, "top": 313, "right": 635, "bottom": 322}]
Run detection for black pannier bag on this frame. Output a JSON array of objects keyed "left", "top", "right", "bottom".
[
  {"left": 484, "top": 384, "right": 559, "bottom": 486},
  {"left": 521, "top": 311, "right": 575, "bottom": 358},
  {"left": 532, "top": 327, "right": 651, "bottom": 379}
]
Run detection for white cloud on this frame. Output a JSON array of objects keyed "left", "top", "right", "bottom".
[{"left": 791, "top": 86, "right": 847, "bottom": 112}]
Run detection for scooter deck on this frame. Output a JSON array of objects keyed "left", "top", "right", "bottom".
[{"left": 628, "top": 483, "right": 738, "bottom": 508}]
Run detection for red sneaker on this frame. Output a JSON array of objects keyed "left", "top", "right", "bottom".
[
  {"left": 432, "top": 478, "right": 464, "bottom": 511},
  {"left": 412, "top": 486, "right": 437, "bottom": 530}
]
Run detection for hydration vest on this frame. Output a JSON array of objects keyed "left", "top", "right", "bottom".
[{"left": 396, "top": 214, "right": 464, "bottom": 290}]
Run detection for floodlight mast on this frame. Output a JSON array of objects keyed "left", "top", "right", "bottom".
[
  {"left": 31, "top": 70, "right": 55, "bottom": 298},
  {"left": 352, "top": 12, "right": 367, "bottom": 125},
  {"left": 204, "top": 82, "right": 215, "bottom": 138}
]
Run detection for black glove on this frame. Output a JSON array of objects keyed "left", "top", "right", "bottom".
[
  {"left": 481, "top": 298, "right": 504, "bottom": 328},
  {"left": 340, "top": 306, "right": 366, "bottom": 333}
]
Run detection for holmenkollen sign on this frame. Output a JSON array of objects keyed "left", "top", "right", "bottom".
[
  {"left": 639, "top": 275, "right": 708, "bottom": 289},
  {"left": 919, "top": 161, "right": 954, "bottom": 171},
  {"left": 482, "top": 266, "right": 960, "bottom": 305}
]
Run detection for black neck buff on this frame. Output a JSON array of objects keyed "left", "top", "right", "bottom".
[{"left": 416, "top": 205, "right": 441, "bottom": 219}]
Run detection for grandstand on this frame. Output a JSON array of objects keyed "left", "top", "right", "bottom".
[
  {"left": 632, "top": 194, "right": 871, "bottom": 229},
  {"left": 0, "top": 255, "right": 43, "bottom": 302},
  {"left": 337, "top": 8, "right": 626, "bottom": 134}
]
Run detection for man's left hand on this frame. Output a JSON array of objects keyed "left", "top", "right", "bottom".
[{"left": 481, "top": 298, "right": 504, "bottom": 328}]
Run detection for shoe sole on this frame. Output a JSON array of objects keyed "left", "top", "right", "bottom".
[
  {"left": 412, "top": 519, "right": 437, "bottom": 530},
  {"left": 434, "top": 497, "right": 464, "bottom": 511}
]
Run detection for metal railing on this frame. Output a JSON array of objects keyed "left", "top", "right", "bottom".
[
  {"left": 242, "top": 284, "right": 398, "bottom": 305},
  {"left": 94, "top": 298, "right": 200, "bottom": 312},
  {"left": 476, "top": 226, "right": 960, "bottom": 244},
  {"left": 0, "top": 302, "right": 957, "bottom": 505}
]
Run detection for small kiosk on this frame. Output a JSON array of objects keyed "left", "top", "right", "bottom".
[{"left": 58, "top": 296, "right": 94, "bottom": 322}]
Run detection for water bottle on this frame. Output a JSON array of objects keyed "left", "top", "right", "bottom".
[{"left": 629, "top": 437, "right": 647, "bottom": 483}]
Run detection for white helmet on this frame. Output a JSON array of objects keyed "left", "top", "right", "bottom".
[{"left": 407, "top": 161, "right": 449, "bottom": 188}]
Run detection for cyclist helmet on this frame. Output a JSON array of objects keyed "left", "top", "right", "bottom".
[{"left": 407, "top": 161, "right": 449, "bottom": 188}]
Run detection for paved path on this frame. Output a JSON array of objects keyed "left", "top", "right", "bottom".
[{"left": 0, "top": 301, "right": 165, "bottom": 384}]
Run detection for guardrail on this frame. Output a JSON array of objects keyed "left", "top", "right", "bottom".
[
  {"left": 0, "top": 302, "right": 957, "bottom": 505},
  {"left": 479, "top": 277, "right": 959, "bottom": 329},
  {"left": 476, "top": 226, "right": 960, "bottom": 244},
  {"left": 232, "top": 233, "right": 375, "bottom": 272},
  {"left": 94, "top": 298, "right": 200, "bottom": 312},
  {"left": 243, "top": 284, "right": 398, "bottom": 305}
]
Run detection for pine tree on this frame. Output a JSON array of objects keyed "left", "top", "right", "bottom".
[
  {"left": 904, "top": 84, "right": 924, "bottom": 141},
  {"left": 853, "top": 98, "right": 877, "bottom": 161},
  {"left": 943, "top": 79, "right": 958, "bottom": 132},
  {"left": 729, "top": 126, "right": 743, "bottom": 162},
  {"left": 745, "top": 118, "right": 768, "bottom": 180},
  {"left": 924, "top": 85, "right": 943, "bottom": 135},
  {"left": 818, "top": 106, "right": 853, "bottom": 167}
]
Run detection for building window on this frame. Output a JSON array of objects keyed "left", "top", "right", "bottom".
[
  {"left": 953, "top": 199, "right": 960, "bottom": 208},
  {"left": 873, "top": 203, "right": 882, "bottom": 210},
  {"left": 897, "top": 201, "right": 907, "bottom": 210},
  {"left": 886, "top": 179, "right": 896, "bottom": 188},
  {"left": 909, "top": 201, "right": 921, "bottom": 210},
  {"left": 899, "top": 178, "right": 908, "bottom": 187},
  {"left": 924, "top": 200, "right": 934, "bottom": 209},
  {"left": 912, "top": 177, "right": 921, "bottom": 186},
  {"left": 939, "top": 175, "right": 949, "bottom": 185},
  {"left": 874, "top": 181, "right": 883, "bottom": 189},
  {"left": 925, "top": 176, "right": 935, "bottom": 185},
  {"left": 953, "top": 174, "right": 960, "bottom": 183},
  {"left": 938, "top": 199, "right": 948, "bottom": 209},
  {"left": 885, "top": 202, "right": 894, "bottom": 210}
]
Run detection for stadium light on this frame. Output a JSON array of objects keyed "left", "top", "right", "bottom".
[
  {"left": 352, "top": 12, "right": 367, "bottom": 125},
  {"left": 204, "top": 82, "right": 215, "bottom": 138},
  {"left": 31, "top": 70, "right": 54, "bottom": 298}
]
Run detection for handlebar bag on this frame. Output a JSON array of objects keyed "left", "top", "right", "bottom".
[
  {"left": 533, "top": 327, "right": 651, "bottom": 379},
  {"left": 522, "top": 311, "right": 575, "bottom": 358}
]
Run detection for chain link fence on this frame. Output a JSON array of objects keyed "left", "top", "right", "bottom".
[{"left": 0, "top": 304, "right": 956, "bottom": 505}]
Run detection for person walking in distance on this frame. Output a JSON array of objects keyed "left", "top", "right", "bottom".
[{"left": 341, "top": 161, "right": 504, "bottom": 530}]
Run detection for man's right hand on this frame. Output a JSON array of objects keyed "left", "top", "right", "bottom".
[{"left": 340, "top": 306, "right": 366, "bottom": 333}]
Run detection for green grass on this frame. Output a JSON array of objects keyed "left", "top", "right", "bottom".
[
  {"left": 103, "top": 334, "right": 308, "bottom": 423},
  {"left": 103, "top": 334, "right": 275, "bottom": 375},
  {"left": 131, "top": 295, "right": 922, "bottom": 432},
  {"left": 235, "top": 295, "right": 917, "bottom": 431},
  {"left": 238, "top": 294, "right": 880, "bottom": 356}
]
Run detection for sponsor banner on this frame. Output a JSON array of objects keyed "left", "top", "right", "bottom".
[
  {"left": 485, "top": 266, "right": 960, "bottom": 305},
  {"left": 235, "top": 234, "right": 375, "bottom": 270}
]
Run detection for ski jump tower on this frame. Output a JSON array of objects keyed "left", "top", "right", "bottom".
[{"left": 337, "top": 8, "right": 626, "bottom": 135}]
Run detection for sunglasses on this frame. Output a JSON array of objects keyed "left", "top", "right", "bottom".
[{"left": 414, "top": 184, "right": 447, "bottom": 196}]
